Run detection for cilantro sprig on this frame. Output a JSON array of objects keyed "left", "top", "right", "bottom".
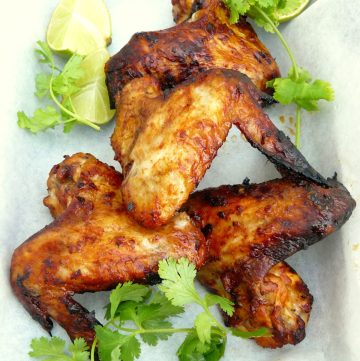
[
  {"left": 223, "top": 0, "right": 334, "bottom": 147},
  {"left": 29, "top": 337, "right": 90, "bottom": 361},
  {"left": 29, "top": 258, "right": 269, "bottom": 361},
  {"left": 17, "top": 41, "right": 100, "bottom": 133}
]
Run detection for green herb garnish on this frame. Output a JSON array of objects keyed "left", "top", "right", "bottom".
[
  {"left": 223, "top": 0, "right": 334, "bottom": 147},
  {"left": 17, "top": 41, "right": 101, "bottom": 133},
  {"left": 29, "top": 258, "right": 269, "bottom": 361}
]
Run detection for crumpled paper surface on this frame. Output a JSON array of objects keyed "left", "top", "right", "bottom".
[{"left": 0, "top": 0, "right": 359, "bottom": 360}]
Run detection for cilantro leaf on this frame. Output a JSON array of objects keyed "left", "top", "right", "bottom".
[
  {"left": 268, "top": 67, "right": 334, "bottom": 111},
  {"left": 68, "top": 339, "right": 90, "bottom": 361},
  {"left": 158, "top": 258, "right": 201, "bottom": 307},
  {"left": 194, "top": 312, "right": 213, "bottom": 344},
  {"left": 110, "top": 347, "right": 121, "bottom": 361},
  {"left": 18, "top": 41, "right": 102, "bottom": 134},
  {"left": 108, "top": 282, "right": 150, "bottom": 320},
  {"left": 137, "top": 292, "right": 184, "bottom": 324},
  {"left": 35, "top": 40, "right": 55, "bottom": 68},
  {"left": 120, "top": 336, "right": 141, "bottom": 361},
  {"left": 35, "top": 73, "right": 52, "bottom": 98},
  {"left": 29, "top": 336, "right": 89, "bottom": 361},
  {"left": 96, "top": 326, "right": 129, "bottom": 361},
  {"left": 140, "top": 320, "right": 173, "bottom": 346},
  {"left": 17, "top": 107, "right": 61, "bottom": 133},
  {"left": 205, "top": 294, "right": 234, "bottom": 317},
  {"left": 52, "top": 54, "right": 84, "bottom": 97},
  {"left": 177, "top": 330, "right": 226, "bottom": 361}
]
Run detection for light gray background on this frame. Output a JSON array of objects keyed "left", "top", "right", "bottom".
[{"left": 0, "top": 0, "right": 359, "bottom": 360}]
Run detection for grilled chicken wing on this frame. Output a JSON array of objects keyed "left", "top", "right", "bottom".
[
  {"left": 186, "top": 179, "right": 355, "bottom": 284},
  {"left": 198, "top": 261, "right": 313, "bottom": 348},
  {"left": 184, "top": 178, "right": 355, "bottom": 346},
  {"left": 113, "top": 69, "right": 326, "bottom": 228},
  {"left": 105, "top": 0, "right": 280, "bottom": 106},
  {"left": 10, "top": 153, "right": 207, "bottom": 344}
]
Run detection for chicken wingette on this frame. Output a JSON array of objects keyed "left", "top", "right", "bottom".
[{"left": 113, "top": 69, "right": 326, "bottom": 228}]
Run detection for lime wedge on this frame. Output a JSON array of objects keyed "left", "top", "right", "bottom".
[
  {"left": 46, "top": 0, "right": 112, "bottom": 56},
  {"left": 273, "top": 0, "right": 310, "bottom": 23},
  {"left": 70, "top": 48, "right": 115, "bottom": 125}
]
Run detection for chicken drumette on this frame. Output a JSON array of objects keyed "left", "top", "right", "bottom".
[
  {"left": 11, "top": 153, "right": 207, "bottom": 344},
  {"left": 105, "top": 0, "right": 280, "bottom": 106}
]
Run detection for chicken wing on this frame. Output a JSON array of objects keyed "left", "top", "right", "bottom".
[
  {"left": 198, "top": 261, "right": 313, "bottom": 348},
  {"left": 105, "top": 0, "right": 280, "bottom": 107},
  {"left": 10, "top": 153, "right": 207, "bottom": 344},
  {"left": 184, "top": 178, "right": 354, "bottom": 347},
  {"left": 185, "top": 178, "right": 355, "bottom": 284},
  {"left": 113, "top": 69, "right": 326, "bottom": 228},
  {"left": 11, "top": 154, "right": 355, "bottom": 347}
]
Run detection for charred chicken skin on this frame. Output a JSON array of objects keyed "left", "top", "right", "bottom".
[
  {"left": 10, "top": 153, "right": 207, "bottom": 344},
  {"left": 105, "top": 0, "right": 280, "bottom": 107},
  {"left": 186, "top": 179, "right": 355, "bottom": 284},
  {"left": 198, "top": 261, "right": 313, "bottom": 348},
  {"left": 185, "top": 178, "right": 355, "bottom": 347},
  {"left": 11, "top": 154, "right": 355, "bottom": 347},
  {"left": 113, "top": 69, "right": 326, "bottom": 228}
]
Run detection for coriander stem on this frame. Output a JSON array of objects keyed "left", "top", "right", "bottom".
[
  {"left": 205, "top": 308, "right": 227, "bottom": 336},
  {"left": 48, "top": 73, "right": 100, "bottom": 131},
  {"left": 90, "top": 336, "right": 97, "bottom": 361},
  {"left": 253, "top": 6, "right": 299, "bottom": 80},
  {"left": 253, "top": 5, "right": 302, "bottom": 148},
  {"left": 295, "top": 105, "right": 301, "bottom": 147},
  {"left": 136, "top": 327, "right": 193, "bottom": 335}
]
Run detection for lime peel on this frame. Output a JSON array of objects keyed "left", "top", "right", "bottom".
[{"left": 46, "top": 0, "right": 112, "bottom": 56}]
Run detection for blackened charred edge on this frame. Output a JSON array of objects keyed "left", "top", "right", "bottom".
[
  {"left": 61, "top": 294, "right": 101, "bottom": 329},
  {"left": 15, "top": 272, "right": 53, "bottom": 332},
  {"left": 243, "top": 128, "right": 328, "bottom": 186},
  {"left": 144, "top": 271, "right": 161, "bottom": 285},
  {"left": 201, "top": 193, "right": 228, "bottom": 207}
]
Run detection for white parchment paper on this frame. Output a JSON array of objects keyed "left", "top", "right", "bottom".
[{"left": 1, "top": 0, "right": 359, "bottom": 360}]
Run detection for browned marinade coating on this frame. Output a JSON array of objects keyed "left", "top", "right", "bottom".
[
  {"left": 112, "top": 69, "right": 326, "bottom": 228},
  {"left": 105, "top": 0, "right": 280, "bottom": 107},
  {"left": 10, "top": 154, "right": 355, "bottom": 347},
  {"left": 186, "top": 179, "right": 355, "bottom": 284},
  {"left": 198, "top": 261, "right": 313, "bottom": 348},
  {"left": 10, "top": 153, "right": 207, "bottom": 344},
  {"left": 184, "top": 178, "right": 355, "bottom": 346}
]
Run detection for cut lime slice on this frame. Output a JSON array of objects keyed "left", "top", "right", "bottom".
[
  {"left": 70, "top": 48, "right": 115, "bottom": 125},
  {"left": 47, "top": 0, "right": 112, "bottom": 56},
  {"left": 273, "top": 0, "right": 310, "bottom": 23}
]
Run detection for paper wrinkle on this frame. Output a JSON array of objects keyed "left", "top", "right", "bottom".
[{"left": 0, "top": 0, "right": 359, "bottom": 360}]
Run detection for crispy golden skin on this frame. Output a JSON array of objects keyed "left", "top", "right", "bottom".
[
  {"left": 105, "top": 0, "right": 280, "bottom": 106},
  {"left": 113, "top": 69, "right": 326, "bottom": 228},
  {"left": 198, "top": 262, "right": 313, "bottom": 348},
  {"left": 185, "top": 178, "right": 355, "bottom": 347},
  {"left": 10, "top": 153, "right": 207, "bottom": 344}
]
